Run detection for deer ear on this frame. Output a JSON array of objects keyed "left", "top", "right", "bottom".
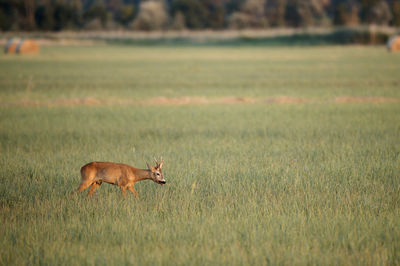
[{"left": 146, "top": 162, "right": 153, "bottom": 170}]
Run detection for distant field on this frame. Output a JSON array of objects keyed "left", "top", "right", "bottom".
[
  {"left": 1, "top": 45, "right": 399, "bottom": 104},
  {"left": 0, "top": 45, "right": 399, "bottom": 265}
]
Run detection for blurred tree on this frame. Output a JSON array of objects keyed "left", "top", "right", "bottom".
[
  {"left": 242, "top": 0, "right": 267, "bottom": 26},
  {"left": 53, "top": 3, "right": 76, "bottom": 30},
  {"left": 132, "top": 0, "right": 168, "bottom": 30},
  {"left": 229, "top": 12, "right": 252, "bottom": 28},
  {"left": 0, "top": 7, "right": 9, "bottom": 30},
  {"left": 0, "top": 0, "right": 20, "bottom": 30},
  {"left": 171, "top": 10, "right": 186, "bottom": 29},
  {"left": 84, "top": 3, "right": 108, "bottom": 27},
  {"left": 0, "top": 0, "right": 397, "bottom": 31},
  {"left": 360, "top": 0, "right": 377, "bottom": 23},
  {"left": 71, "top": 0, "right": 84, "bottom": 27},
  {"left": 23, "top": 0, "right": 36, "bottom": 30},
  {"left": 333, "top": 0, "right": 360, "bottom": 25},
  {"left": 35, "top": 4, "right": 54, "bottom": 30},
  {"left": 225, "top": 0, "right": 245, "bottom": 15},
  {"left": 368, "top": 0, "right": 392, "bottom": 24},
  {"left": 392, "top": 0, "right": 400, "bottom": 26},
  {"left": 229, "top": 0, "right": 267, "bottom": 29},
  {"left": 285, "top": 0, "right": 328, "bottom": 27},
  {"left": 115, "top": 4, "right": 135, "bottom": 26},
  {"left": 285, "top": 0, "right": 307, "bottom": 27},
  {"left": 106, "top": 0, "right": 123, "bottom": 12},
  {"left": 201, "top": 0, "right": 225, "bottom": 29},
  {"left": 83, "top": 17, "right": 103, "bottom": 29},
  {"left": 265, "top": 0, "right": 287, "bottom": 27},
  {"left": 171, "top": 0, "right": 208, "bottom": 29}
]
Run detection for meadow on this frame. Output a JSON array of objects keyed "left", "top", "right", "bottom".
[{"left": 0, "top": 44, "right": 399, "bottom": 265}]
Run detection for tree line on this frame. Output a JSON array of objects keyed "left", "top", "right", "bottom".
[{"left": 1, "top": 0, "right": 399, "bottom": 31}]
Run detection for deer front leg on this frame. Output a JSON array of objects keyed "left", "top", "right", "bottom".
[
  {"left": 120, "top": 186, "right": 127, "bottom": 197},
  {"left": 87, "top": 182, "right": 101, "bottom": 197},
  {"left": 128, "top": 185, "right": 139, "bottom": 198}
]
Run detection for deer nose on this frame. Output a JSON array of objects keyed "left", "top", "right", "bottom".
[{"left": 160, "top": 180, "right": 166, "bottom": 184}]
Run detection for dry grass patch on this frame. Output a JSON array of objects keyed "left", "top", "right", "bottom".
[
  {"left": 333, "top": 96, "right": 400, "bottom": 103},
  {"left": 5, "top": 96, "right": 400, "bottom": 107}
]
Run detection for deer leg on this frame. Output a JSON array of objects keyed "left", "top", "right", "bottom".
[
  {"left": 77, "top": 180, "right": 93, "bottom": 193},
  {"left": 87, "top": 182, "right": 101, "bottom": 197},
  {"left": 128, "top": 185, "right": 139, "bottom": 198},
  {"left": 120, "top": 186, "right": 127, "bottom": 197}
]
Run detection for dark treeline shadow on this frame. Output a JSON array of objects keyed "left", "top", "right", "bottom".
[{"left": 104, "top": 28, "right": 393, "bottom": 47}]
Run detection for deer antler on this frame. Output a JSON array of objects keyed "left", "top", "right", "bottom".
[
  {"left": 154, "top": 157, "right": 159, "bottom": 166},
  {"left": 159, "top": 157, "right": 164, "bottom": 168}
]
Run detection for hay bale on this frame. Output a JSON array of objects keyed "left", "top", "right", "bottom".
[
  {"left": 4, "top": 38, "right": 20, "bottom": 54},
  {"left": 387, "top": 36, "right": 400, "bottom": 52},
  {"left": 16, "top": 39, "right": 39, "bottom": 54},
  {"left": 4, "top": 39, "right": 39, "bottom": 54}
]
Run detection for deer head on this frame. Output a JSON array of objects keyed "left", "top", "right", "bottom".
[{"left": 147, "top": 157, "right": 165, "bottom": 185}]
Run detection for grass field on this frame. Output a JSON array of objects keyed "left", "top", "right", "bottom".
[{"left": 0, "top": 45, "right": 399, "bottom": 265}]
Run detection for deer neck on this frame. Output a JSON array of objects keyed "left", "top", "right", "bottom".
[{"left": 133, "top": 168, "right": 152, "bottom": 182}]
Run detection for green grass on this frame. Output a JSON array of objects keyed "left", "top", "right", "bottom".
[
  {"left": 0, "top": 45, "right": 399, "bottom": 104},
  {"left": 0, "top": 45, "right": 399, "bottom": 265}
]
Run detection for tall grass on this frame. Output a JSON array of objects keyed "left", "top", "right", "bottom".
[
  {"left": 0, "top": 45, "right": 399, "bottom": 265},
  {"left": 0, "top": 45, "right": 399, "bottom": 104},
  {"left": 0, "top": 104, "right": 399, "bottom": 265}
]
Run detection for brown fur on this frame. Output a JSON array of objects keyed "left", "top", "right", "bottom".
[{"left": 76, "top": 159, "right": 165, "bottom": 197}]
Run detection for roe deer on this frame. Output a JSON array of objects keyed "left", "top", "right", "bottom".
[{"left": 77, "top": 158, "right": 165, "bottom": 197}]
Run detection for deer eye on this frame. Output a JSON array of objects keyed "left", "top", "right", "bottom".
[{"left": 156, "top": 173, "right": 160, "bottom": 176}]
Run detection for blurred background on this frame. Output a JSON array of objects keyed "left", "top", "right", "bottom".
[
  {"left": 1, "top": 1, "right": 400, "bottom": 265},
  {"left": 0, "top": 0, "right": 399, "bottom": 44}
]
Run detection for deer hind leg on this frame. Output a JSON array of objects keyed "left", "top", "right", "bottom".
[
  {"left": 87, "top": 181, "right": 102, "bottom": 197},
  {"left": 77, "top": 180, "right": 93, "bottom": 193},
  {"left": 128, "top": 185, "right": 139, "bottom": 198},
  {"left": 78, "top": 166, "right": 97, "bottom": 194}
]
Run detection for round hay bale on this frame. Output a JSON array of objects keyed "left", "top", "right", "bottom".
[
  {"left": 16, "top": 39, "right": 39, "bottom": 54},
  {"left": 4, "top": 38, "right": 39, "bottom": 54},
  {"left": 387, "top": 36, "right": 400, "bottom": 52},
  {"left": 4, "top": 38, "right": 20, "bottom": 54}
]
